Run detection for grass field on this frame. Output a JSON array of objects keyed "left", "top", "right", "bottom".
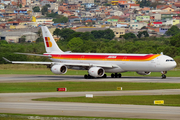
[
  {"left": 34, "top": 95, "right": 180, "bottom": 106},
  {"left": 1, "top": 82, "right": 180, "bottom": 93}
]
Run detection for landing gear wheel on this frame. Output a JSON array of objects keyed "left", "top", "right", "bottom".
[
  {"left": 87, "top": 74, "right": 94, "bottom": 79},
  {"left": 103, "top": 74, "right": 107, "bottom": 78},
  {"left": 84, "top": 74, "right": 88, "bottom": 79},
  {"left": 161, "top": 74, "right": 166, "bottom": 79},
  {"left": 118, "top": 73, "right": 122, "bottom": 78},
  {"left": 115, "top": 73, "right": 118, "bottom": 78},
  {"left": 111, "top": 74, "right": 114, "bottom": 78},
  {"left": 87, "top": 74, "right": 91, "bottom": 79}
]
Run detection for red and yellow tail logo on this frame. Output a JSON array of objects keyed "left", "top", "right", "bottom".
[{"left": 45, "top": 37, "right": 52, "bottom": 47}]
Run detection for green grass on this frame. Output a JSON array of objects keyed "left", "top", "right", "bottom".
[
  {"left": 1, "top": 82, "right": 180, "bottom": 93},
  {"left": 34, "top": 95, "right": 180, "bottom": 107},
  {"left": 0, "top": 113, "right": 159, "bottom": 120}
]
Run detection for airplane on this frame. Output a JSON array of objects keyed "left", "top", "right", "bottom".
[{"left": 3, "top": 26, "right": 177, "bottom": 79}]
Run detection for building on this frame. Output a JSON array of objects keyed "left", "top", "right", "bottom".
[
  {"left": 0, "top": 31, "right": 38, "bottom": 43},
  {"left": 130, "top": 22, "right": 148, "bottom": 29},
  {"left": 111, "top": 27, "right": 125, "bottom": 37},
  {"left": 136, "top": 15, "right": 150, "bottom": 22}
]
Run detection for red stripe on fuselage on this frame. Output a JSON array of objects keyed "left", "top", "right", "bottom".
[{"left": 44, "top": 54, "right": 157, "bottom": 61}]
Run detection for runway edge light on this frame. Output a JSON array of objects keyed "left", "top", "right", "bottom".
[
  {"left": 57, "top": 88, "right": 67, "bottom": 91},
  {"left": 154, "top": 100, "right": 164, "bottom": 105}
]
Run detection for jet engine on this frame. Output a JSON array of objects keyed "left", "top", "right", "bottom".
[
  {"left": 136, "top": 71, "right": 151, "bottom": 75},
  {"left": 51, "top": 65, "right": 67, "bottom": 74},
  {"left": 88, "top": 67, "right": 105, "bottom": 77}
]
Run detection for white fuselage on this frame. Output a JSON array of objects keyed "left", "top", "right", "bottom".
[{"left": 45, "top": 53, "right": 177, "bottom": 73}]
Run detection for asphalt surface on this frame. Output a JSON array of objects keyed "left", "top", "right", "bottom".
[
  {"left": 0, "top": 75, "right": 180, "bottom": 83},
  {"left": 0, "top": 75, "right": 180, "bottom": 120}
]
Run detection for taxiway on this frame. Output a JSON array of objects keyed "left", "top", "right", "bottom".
[{"left": 0, "top": 75, "right": 180, "bottom": 83}]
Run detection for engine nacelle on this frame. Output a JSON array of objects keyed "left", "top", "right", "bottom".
[
  {"left": 51, "top": 65, "right": 67, "bottom": 74},
  {"left": 88, "top": 67, "right": 105, "bottom": 77},
  {"left": 136, "top": 71, "right": 151, "bottom": 75}
]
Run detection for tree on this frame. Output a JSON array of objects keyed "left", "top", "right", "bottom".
[
  {"left": 137, "top": 31, "right": 149, "bottom": 38},
  {"left": 170, "top": 32, "right": 180, "bottom": 47},
  {"left": 46, "top": 12, "right": 58, "bottom": 18},
  {"left": 53, "top": 16, "right": 68, "bottom": 23},
  {"left": 45, "top": 4, "right": 51, "bottom": 8},
  {"left": 103, "top": 29, "right": 115, "bottom": 40},
  {"left": 19, "top": 4, "right": 22, "bottom": 8},
  {"left": 59, "top": 28, "right": 75, "bottom": 40},
  {"left": 19, "top": 35, "right": 26, "bottom": 43},
  {"left": 33, "top": 6, "right": 40, "bottom": 12},
  {"left": 123, "top": 33, "right": 136, "bottom": 39},
  {"left": 41, "top": 6, "right": 48, "bottom": 15},
  {"left": 8, "top": 19, "right": 13, "bottom": 21},
  {"left": 67, "top": 37, "right": 84, "bottom": 52},
  {"left": 53, "top": 28, "right": 61, "bottom": 37},
  {"left": 165, "top": 25, "right": 180, "bottom": 36},
  {"left": 80, "top": 32, "right": 95, "bottom": 40},
  {"left": 36, "top": 29, "right": 43, "bottom": 43},
  {"left": 143, "top": 31, "right": 149, "bottom": 37},
  {"left": 91, "top": 29, "right": 115, "bottom": 40},
  {"left": 0, "top": 40, "right": 8, "bottom": 45},
  {"left": 137, "top": 0, "right": 151, "bottom": 8},
  {"left": 91, "top": 30, "right": 102, "bottom": 39},
  {"left": 103, "top": 3, "right": 111, "bottom": 6}
]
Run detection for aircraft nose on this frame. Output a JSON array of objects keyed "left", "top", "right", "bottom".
[
  {"left": 168, "top": 61, "right": 177, "bottom": 69},
  {"left": 173, "top": 61, "right": 177, "bottom": 68}
]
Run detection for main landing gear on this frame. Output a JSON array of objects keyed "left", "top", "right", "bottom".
[
  {"left": 161, "top": 71, "right": 167, "bottom": 79},
  {"left": 84, "top": 73, "right": 122, "bottom": 79},
  {"left": 84, "top": 74, "right": 107, "bottom": 79},
  {"left": 111, "top": 73, "right": 122, "bottom": 78}
]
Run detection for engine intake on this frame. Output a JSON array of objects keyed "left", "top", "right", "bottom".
[
  {"left": 136, "top": 71, "right": 151, "bottom": 75},
  {"left": 88, "top": 67, "right": 105, "bottom": 77},
  {"left": 51, "top": 65, "right": 67, "bottom": 74}
]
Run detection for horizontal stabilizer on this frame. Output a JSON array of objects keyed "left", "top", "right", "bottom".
[{"left": 15, "top": 52, "right": 52, "bottom": 58}]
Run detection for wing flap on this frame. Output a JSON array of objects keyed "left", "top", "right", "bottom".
[{"left": 63, "top": 63, "right": 118, "bottom": 68}]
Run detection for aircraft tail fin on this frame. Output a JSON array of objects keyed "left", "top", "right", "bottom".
[{"left": 41, "top": 26, "right": 63, "bottom": 53}]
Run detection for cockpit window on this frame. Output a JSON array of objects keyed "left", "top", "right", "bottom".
[{"left": 166, "top": 59, "right": 174, "bottom": 62}]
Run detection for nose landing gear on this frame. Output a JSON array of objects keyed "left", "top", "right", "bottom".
[{"left": 161, "top": 71, "right": 167, "bottom": 79}]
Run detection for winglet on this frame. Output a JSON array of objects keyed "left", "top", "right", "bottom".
[{"left": 2, "top": 57, "right": 12, "bottom": 63}]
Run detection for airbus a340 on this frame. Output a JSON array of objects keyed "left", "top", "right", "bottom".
[{"left": 3, "top": 26, "right": 177, "bottom": 79}]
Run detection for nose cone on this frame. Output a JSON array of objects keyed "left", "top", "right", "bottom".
[
  {"left": 172, "top": 61, "right": 177, "bottom": 68},
  {"left": 166, "top": 60, "right": 177, "bottom": 70},
  {"left": 161, "top": 55, "right": 177, "bottom": 70}
]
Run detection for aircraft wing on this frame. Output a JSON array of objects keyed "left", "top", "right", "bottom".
[{"left": 2, "top": 57, "right": 118, "bottom": 68}]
